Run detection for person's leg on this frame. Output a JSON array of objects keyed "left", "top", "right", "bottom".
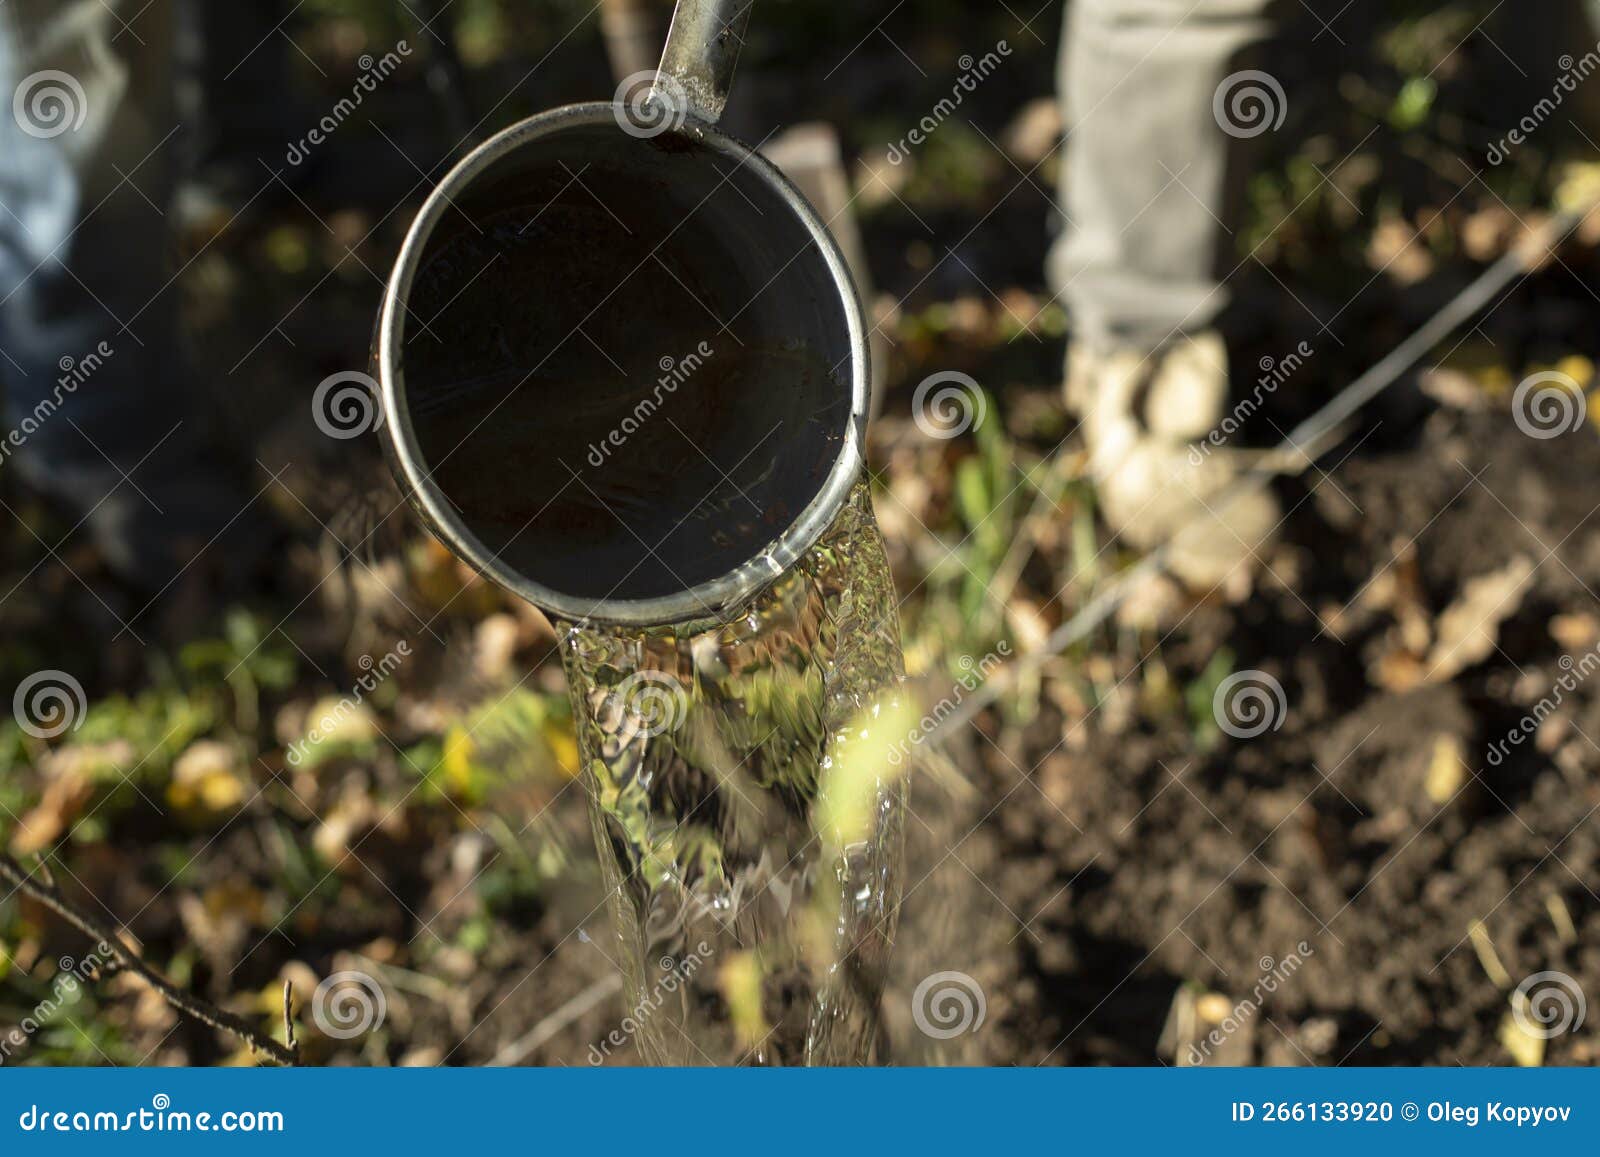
[
  {"left": 1050, "top": 0, "right": 1279, "bottom": 350},
  {"left": 1050, "top": 0, "right": 1285, "bottom": 592},
  {"left": 0, "top": 0, "right": 255, "bottom": 589}
]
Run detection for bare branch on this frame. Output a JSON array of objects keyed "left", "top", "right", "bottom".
[
  {"left": 283, "top": 980, "right": 297, "bottom": 1055},
  {"left": 0, "top": 851, "right": 299, "bottom": 1066}
]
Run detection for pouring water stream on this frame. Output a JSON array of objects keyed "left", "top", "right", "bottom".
[{"left": 562, "top": 481, "right": 906, "bottom": 1064}]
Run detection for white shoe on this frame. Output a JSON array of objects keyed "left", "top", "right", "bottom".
[{"left": 1068, "top": 333, "right": 1281, "bottom": 591}]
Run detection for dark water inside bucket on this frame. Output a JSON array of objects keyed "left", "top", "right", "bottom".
[{"left": 398, "top": 122, "right": 856, "bottom": 606}]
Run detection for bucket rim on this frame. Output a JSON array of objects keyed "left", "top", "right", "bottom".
[{"left": 375, "top": 101, "right": 870, "bottom": 627}]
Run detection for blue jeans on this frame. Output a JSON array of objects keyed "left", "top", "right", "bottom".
[{"left": 0, "top": 0, "right": 281, "bottom": 583}]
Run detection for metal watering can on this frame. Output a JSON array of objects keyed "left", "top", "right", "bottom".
[{"left": 374, "top": 0, "right": 870, "bottom": 627}]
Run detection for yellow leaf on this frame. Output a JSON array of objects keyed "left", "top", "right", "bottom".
[
  {"left": 442, "top": 726, "right": 476, "bottom": 796},
  {"left": 441, "top": 729, "right": 489, "bottom": 800},
  {"left": 543, "top": 721, "right": 580, "bottom": 779},
  {"left": 1425, "top": 735, "right": 1467, "bottom": 805},
  {"left": 1196, "top": 992, "right": 1234, "bottom": 1024},
  {"left": 302, "top": 697, "right": 377, "bottom": 750},
  {"left": 1555, "top": 160, "right": 1600, "bottom": 215},
  {"left": 1557, "top": 355, "right": 1595, "bottom": 391},
  {"left": 167, "top": 740, "right": 246, "bottom": 817},
  {"left": 815, "top": 694, "right": 919, "bottom": 850},
  {"left": 1500, "top": 1005, "right": 1546, "bottom": 1068},
  {"left": 719, "top": 952, "right": 769, "bottom": 1049}
]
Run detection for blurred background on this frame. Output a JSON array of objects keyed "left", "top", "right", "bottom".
[{"left": 4, "top": 0, "right": 1600, "bottom": 1066}]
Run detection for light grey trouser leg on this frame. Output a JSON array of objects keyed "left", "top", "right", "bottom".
[{"left": 1048, "top": 0, "right": 1279, "bottom": 351}]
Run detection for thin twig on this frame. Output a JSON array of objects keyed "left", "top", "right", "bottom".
[
  {"left": 283, "top": 980, "right": 298, "bottom": 1055},
  {"left": 0, "top": 852, "right": 299, "bottom": 1066}
]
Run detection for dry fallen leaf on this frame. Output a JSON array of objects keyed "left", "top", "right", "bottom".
[
  {"left": 1555, "top": 159, "right": 1600, "bottom": 216},
  {"left": 10, "top": 770, "right": 94, "bottom": 856},
  {"left": 1372, "top": 648, "right": 1426, "bottom": 694},
  {"left": 1549, "top": 612, "right": 1599, "bottom": 653},
  {"left": 1425, "top": 735, "right": 1468, "bottom": 805},
  {"left": 1367, "top": 216, "right": 1433, "bottom": 285},
  {"left": 1195, "top": 992, "right": 1233, "bottom": 1024},
  {"left": 473, "top": 614, "right": 520, "bottom": 684},
  {"left": 1418, "top": 366, "right": 1492, "bottom": 411},
  {"left": 1424, "top": 556, "right": 1536, "bottom": 683},
  {"left": 1500, "top": 1003, "right": 1546, "bottom": 1068},
  {"left": 167, "top": 740, "right": 247, "bottom": 815},
  {"left": 1000, "top": 97, "right": 1063, "bottom": 167}
]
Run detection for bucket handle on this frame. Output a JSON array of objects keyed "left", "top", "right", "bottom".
[{"left": 655, "top": 0, "right": 753, "bottom": 125}]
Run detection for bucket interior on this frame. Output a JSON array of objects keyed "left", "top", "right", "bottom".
[{"left": 393, "top": 114, "right": 859, "bottom": 610}]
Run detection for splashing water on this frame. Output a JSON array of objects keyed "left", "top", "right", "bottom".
[{"left": 560, "top": 481, "right": 907, "bottom": 1065}]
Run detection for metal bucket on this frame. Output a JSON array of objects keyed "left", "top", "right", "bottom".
[{"left": 374, "top": 0, "right": 869, "bottom": 627}]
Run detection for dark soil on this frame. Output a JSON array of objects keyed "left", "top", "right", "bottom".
[{"left": 940, "top": 406, "right": 1600, "bottom": 1066}]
